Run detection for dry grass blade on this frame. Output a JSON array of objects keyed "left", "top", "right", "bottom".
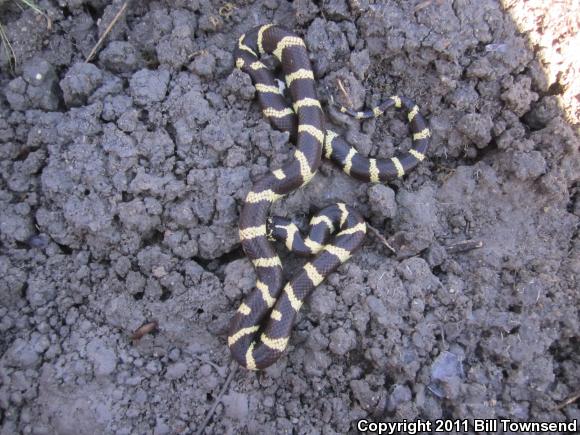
[
  {"left": 367, "top": 224, "right": 396, "bottom": 253},
  {"left": 414, "top": 0, "right": 434, "bottom": 12},
  {"left": 0, "top": 23, "right": 16, "bottom": 71},
  {"left": 336, "top": 78, "right": 354, "bottom": 109},
  {"left": 554, "top": 390, "right": 580, "bottom": 410},
  {"left": 1, "top": 0, "right": 52, "bottom": 72},
  {"left": 445, "top": 239, "right": 483, "bottom": 254},
  {"left": 195, "top": 362, "right": 238, "bottom": 435},
  {"left": 414, "top": 0, "right": 445, "bottom": 13},
  {"left": 85, "top": 1, "right": 128, "bottom": 63},
  {"left": 17, "top": 0, "right": 52, "bottom": 29},
  {"left": 192, "top": 355, "right": 223, "bottom": 372}
]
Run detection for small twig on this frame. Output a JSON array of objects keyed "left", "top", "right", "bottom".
[
  {"left": 192, "top": 355, "right": 222, "bottom": 372},
  {"left": 336, "top": 78, "right": 353, "bottom": 109},
  {"left": 196, "top": 363, "right": 239, "bottom": 435},
  {"left": 445, "top": 239, "right": 483, "bottom": 254},
  {"left": 367, "top": 224, "right": 396, "bottom": 253},
  {"left": 554, "top": 391, "right": 580, "bottom": 411},
  {"left": 130, "top": 320, "right": 158, "bottom": 341},
  {"left": 85, "top": 1, "right": 128, "bottom": 63}
]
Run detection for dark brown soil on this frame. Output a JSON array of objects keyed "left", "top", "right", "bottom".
[{"left": 0, "top": 0, "right": 578, "bottom": 433}]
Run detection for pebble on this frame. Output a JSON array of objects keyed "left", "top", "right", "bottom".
[
  {"left": 368, "top": 184, "right": 397, "bottom": 219},
  {"left": 86, "top": 338, "right": 117, "bottom": 376},
  {"left": 457, "top": 113, "right": 493, "bottom": 148},
  {"left": 429, "top": 351, "right": 464, "bottom": 399},
  {"left": 221, "top": 392, "right": 248, "bottom": 420},
  {"left": 5, "top": 338, "right": 41, "bottom": 368},
  {"left": 329, "top": 328, "right": 356, "bottom": 356},
  {"left": 165, "top": 362, "right": 188, "bottom": 380},
  {"left": 130, "top": 69, "right": 170, "bottom": 106},
  {"left": 26, "top": 278, "right": 56, "bottom": 308}
]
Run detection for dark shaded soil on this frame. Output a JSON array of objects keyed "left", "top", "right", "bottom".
[{"left": 0, "top": 0, "right": 578, "bottom": 433}]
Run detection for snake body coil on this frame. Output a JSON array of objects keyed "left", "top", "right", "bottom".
[{"left": 228, "top": 25, "right": 431, "bottom": 370}]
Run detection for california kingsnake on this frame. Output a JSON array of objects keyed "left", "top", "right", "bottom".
[{"left": 228, "top": 24, "right": 431, "bottom": 370}]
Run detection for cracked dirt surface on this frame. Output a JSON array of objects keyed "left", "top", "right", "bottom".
[{"left": 0, "top": 0, "right": 578, "bottom": 433}]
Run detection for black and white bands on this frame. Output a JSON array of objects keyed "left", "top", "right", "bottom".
[{"left": 228, "top": 24, "right": 431, "bottom": 370}]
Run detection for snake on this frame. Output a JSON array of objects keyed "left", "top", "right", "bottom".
[{"left": 227, "top": 24, "right": 431, "bottom": 370}]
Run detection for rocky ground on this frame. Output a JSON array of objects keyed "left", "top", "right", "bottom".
[{"left": 0, "top": 0, "right": 578, "bottom": 434}]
